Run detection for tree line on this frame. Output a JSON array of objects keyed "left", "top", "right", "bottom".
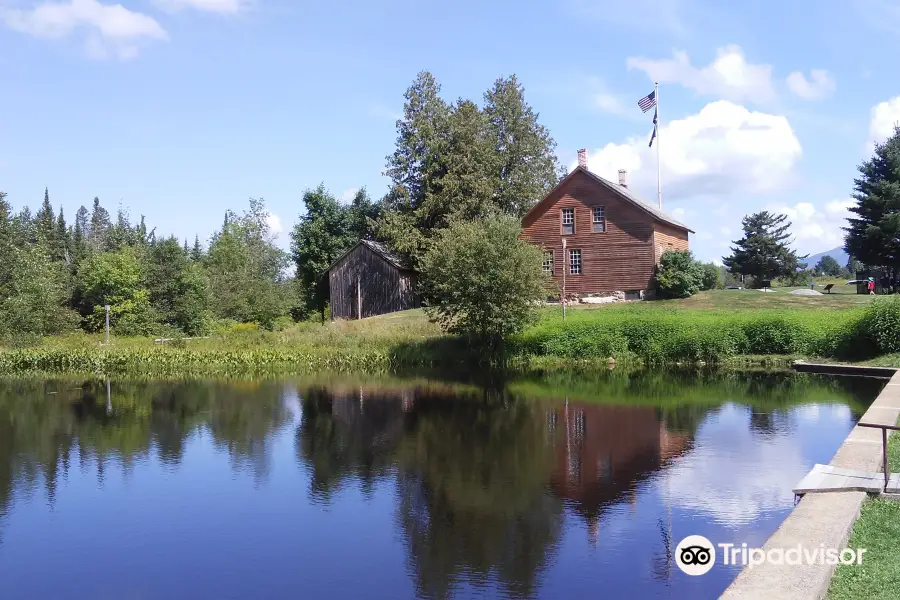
[
  {"left": 0, "top": 70, "right": 562, "bottom": 338},
  {"left": 720, "top": 126, "right": 900, "bottom": 289}
]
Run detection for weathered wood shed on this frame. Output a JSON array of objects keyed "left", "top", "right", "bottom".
[{"left": 323, "top": 240, "right": 419, "bottom": 320}]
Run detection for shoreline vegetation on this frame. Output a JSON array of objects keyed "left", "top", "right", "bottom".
[{"left": 1, "top": 290, "right": 898, "bottom": 377}]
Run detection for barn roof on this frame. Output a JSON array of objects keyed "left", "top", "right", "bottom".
[
  {"left": 322, "top": 239, "right": 413, "bottom": 277},
  {"left": 522, "top": 166, "right": 694, "bottom": 233}
]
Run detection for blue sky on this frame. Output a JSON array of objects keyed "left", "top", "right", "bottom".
[{"left": 2, "top": 0, "right": 900, "bottom": 263}]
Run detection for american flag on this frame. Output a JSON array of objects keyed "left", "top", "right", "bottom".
[{"left": 637, "top": 90, "right": 657, "bottom": 113}]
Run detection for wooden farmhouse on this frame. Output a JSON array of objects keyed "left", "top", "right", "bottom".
[
  {"left": 323, "top": 240, "right": 419, "bottom": 320},
  {"left": 521, "top": 152, "right": 693, "bottom": 299}
]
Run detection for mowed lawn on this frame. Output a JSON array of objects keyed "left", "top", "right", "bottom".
[{"left": 564, "top": 285, "right": 875, "bottom": 312}]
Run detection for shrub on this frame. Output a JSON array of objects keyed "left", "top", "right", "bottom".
[
  {"left": 858, "top": 296, "right": 900, "bottom": 354},
  {"left": 655, "top": 250, "right": 703, "bottom": 299},
  {"left": 419, "top": 215, "right": 548, "bottom": 352}
]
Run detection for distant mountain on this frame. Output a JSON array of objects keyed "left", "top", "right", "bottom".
[{"left": 805, "top": 246, "right": 849, "bottom": 268}]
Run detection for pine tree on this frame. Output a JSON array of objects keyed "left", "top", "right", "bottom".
[
  {"left": 88, "top": 197, "right": 110, "bottom": 251},
  {"left": 55, "top": 207, "right": 70, "bottom": 263},
  {"left": 483, "top": 75, "right": 563, "bottom": 217},
  {"left": 191, "top": 235, "right": 203, "bottom": 261},
  {"left": 435, "top": 99, "right": 497, "bottom": 223},
  {"left": 845, "top": 125, "right": 900, "bottom": 280},
  {"left": 0, "top": 192, "right": 13, "bottom": 295},
  {"left": 723, "top": 211, "right": 807, "bottom": 284},
  {"left": 36, "top": 187, "right": 55, "bottom": 242},
  {"left": 73, "top": 205, "right": 90, "bottom": 262}
]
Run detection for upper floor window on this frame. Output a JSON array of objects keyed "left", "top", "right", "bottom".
[
  {"left": 542, "top": 251, "right": 554, "bottom": 275},
  {"left": 592, "top": 206, "right": 606, "bottom": 233},
  {"left": 569, "top": 249, "right": 582, "bottom": 275},
  {"left": 561, "top": 208, "right": 574, "bottom": 234}
]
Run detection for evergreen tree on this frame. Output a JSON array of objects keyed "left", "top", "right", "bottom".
[
  {"left": 54, "top": 207, "right": 70, "bottom": 263},
  {"left": 73, "top": 205, "right": 90, "bottom": 262},
  {"left": 0, "top": 192, "right": 13, "bottom": 296},
  {"left": 12, "top": 207, "right": 36, "bottom": 246},
  {"left": 378, "top": 71, "right": 450, "bottom": 261},
  {"left": 191, "top": 235, "right": 203, "bottom": 261},
  {"left": 346, "top": 188, "right": 381, "bottom": 241},
  {"left": 723, "top": 211, "right": 807, "bottom": 284},
  {"left": 432, "top": 99, "right": 497, "bottom": 223},
  {"left": 845, "top": 125, "right": 900, "bottom": 280},
  {"left": 814, "top": 255, "right": 842, "bottom": 276},
  {"left": 147, "top": 237, "right": 210, "bottom": 335},
  {"left": 88, "top": 197, "right": 111, "bottom": 251},
  {"left": 36, "top": 187, "right": 55, "bottom": 242},
  {"left": 483, "top": 75, "right": 563, "bottom": 217}
]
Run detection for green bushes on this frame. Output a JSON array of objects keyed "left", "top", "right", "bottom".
[{"left": 515, "top": 298, "right": 900, "bottom": 365}]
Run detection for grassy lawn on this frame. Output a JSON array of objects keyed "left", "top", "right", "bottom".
[
  {"left": 564, "top": 286, "right": 874, "bottom": 312},
  {"left": 828, "top": 423, "right": 900, "bottom": 599},
  {"left": 0, "top": 288, "right": 892, "bottom": 374}
]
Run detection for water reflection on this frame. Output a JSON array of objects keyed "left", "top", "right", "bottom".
[{"left": 0, "top": 372, "right": 885, "bottom": 599}]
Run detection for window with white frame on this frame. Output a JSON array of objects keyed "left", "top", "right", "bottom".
[
  {"left": 542, "top": 251, "right": 554, "bottom": 275},
  {"left": 592, "top": 206, "right": 606, "bottom": 233},
  {"left": 561, "top": 208, "right": 574, "bottom": 234},
  {"left": 569, "top": 249, "right": 582, "bottom": 275}
]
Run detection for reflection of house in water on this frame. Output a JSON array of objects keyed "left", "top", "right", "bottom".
[{"left": 546, "top": 403, "right": 693, "bottom": 544}]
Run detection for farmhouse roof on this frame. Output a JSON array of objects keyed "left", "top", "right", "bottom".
[
  {"left": 322, "top": 239, "right": 413, "bottom": 277},
  {"left": 522, "top": 166, "right": 694, "bottom": 233}
]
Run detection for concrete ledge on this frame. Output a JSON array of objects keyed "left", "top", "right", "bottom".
[
  {"left": 721, "top": 370, "right": 900, "bottom": 600},
  {"left": 792, "top": 361, "right": 897, "bottom": 378}
]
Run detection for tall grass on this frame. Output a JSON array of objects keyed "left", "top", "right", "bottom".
[
  {"left": 1, "top": 298, "right": 899, "bottom": 374},
  {"left": 514, "top": 296, "right": 900, "bottom": 365}
]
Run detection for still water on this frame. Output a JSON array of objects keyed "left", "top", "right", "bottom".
[{"left": 0, "top": 371, "right": 885, "bottom": 600}]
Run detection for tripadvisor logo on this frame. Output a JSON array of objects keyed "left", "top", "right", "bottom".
[
  {"left": 675, "top": 535, "right": 716, "bottom": 576},
  {"left": 674, "top": 535, "right": 868, "bottom": 576}
]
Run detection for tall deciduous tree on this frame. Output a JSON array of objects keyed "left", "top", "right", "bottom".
[
  {"left": 845, "top": 125, "right": 900, "bottom": 280},
  {"left": 290, "top": 185, "right": 356, "bottom": 317},
  {"left": 723, "top": 211, "right": 807, "bottom": 284},
  {"left": 206, "top": 198, "right": 290, "bottom": 328},
  {"left": 484, "top": 75, "right": 563, "bottom": 217},
  {"left": 346, "top": 188, "right": 381, "bottom": 241}
]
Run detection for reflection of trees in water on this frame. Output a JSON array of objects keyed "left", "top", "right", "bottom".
[
  {"left": 293, "top": 386, "right": 564, "bottom": 599},
  {"left": 295, "top": 387, "right": 409, "bottom": 503},
  {"left": 392, "top": 397, "right": 563, "bottom": 600},
  {"left": 0, "top": 378, "right": 291, "bottom": 515}
]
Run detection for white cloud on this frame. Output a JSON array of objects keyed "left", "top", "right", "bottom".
[
  {"left": 4, "top": 0, "right": 167, "bottom": 59},
  {"left": 786, "top": 69, "right": 836, "bottom": 100},
  {"left": 719, "top": 226, "right": 732, "bottom": 236},
  {"left": 671, "top": 207, "right": 686, "bottom": 219},
  {"left": 770, "top": 198, "right": 854, "bottom": 254},
  {"left": 663, "top": 404, "right": 809, "bottom": 526},
  {"left": 578, "top": 100, "right": 801, "bottom": 201},
  {"left": 154, "top": 0, "right": 244, "bottom": 13},
  {"left": 340, "top": 188, "right": 359, "bottom": 204},
  {"left": 627, "top": 45, "right": 776, "bottom": 104},
  {"left": 265, "top": 212, "right": 283, "bottom": 236},
  {"left": 869, "top": 96, "right": 900, "bottom": 147}
]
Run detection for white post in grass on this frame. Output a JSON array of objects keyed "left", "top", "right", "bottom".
[{"left": 105, "top": 305, "right": 110, "bottom": 345}]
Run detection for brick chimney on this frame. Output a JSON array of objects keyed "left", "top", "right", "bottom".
[
  {"left": 618, "top": 169, "right": 628, "bottom": 188},
  {"left": 577, "top": 148, "right": 588, "bottom": 170}
]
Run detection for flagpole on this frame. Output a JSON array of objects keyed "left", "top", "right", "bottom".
[{"left": 656, "top": 81, "right": 662, "bottom": 210}]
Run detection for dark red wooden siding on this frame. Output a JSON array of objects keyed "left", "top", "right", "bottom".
[{"left": 521, "top": 170, "right": 687, "bottom": 295}]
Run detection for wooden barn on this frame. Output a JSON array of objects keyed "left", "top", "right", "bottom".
[
  {"left": 323, "top": 240, "right": 419, "bottom": 320},
  {"left": 521, "top": 151, "right": 693, "bottom": 299}
]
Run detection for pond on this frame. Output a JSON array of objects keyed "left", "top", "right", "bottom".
[{"left": 0, "top": 370, "right": 886, "bottom": 600}]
